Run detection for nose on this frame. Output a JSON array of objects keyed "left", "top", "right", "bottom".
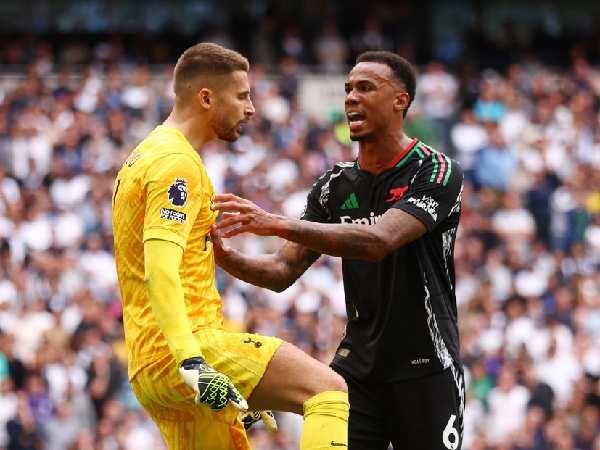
[
  {"left": 246, "top": 100, "right": 255, "bottom": 117},
  {"left": 345, "top": 88, "right": 358, "bottom": 105}
]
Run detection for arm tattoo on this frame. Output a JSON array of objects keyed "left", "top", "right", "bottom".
[
  {"left": 283, "top": 210, "right": 426, "bottom": 262},
  {"left": 216, "top": 242, "right": 320, "bottom": 292},
  {"left": 278, "top": 242, "right": 321, "bottom": 281}
]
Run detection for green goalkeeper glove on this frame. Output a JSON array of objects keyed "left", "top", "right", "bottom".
[
  {"left": 179, "top": 357, "right": 248, "bottom": 413},
  {"left": 240, "top": 410, "right": 278, "bottom": 433}
]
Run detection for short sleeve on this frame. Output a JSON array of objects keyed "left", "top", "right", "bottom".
[
  {"left": 300, "top": 173, "right": 331, "bottom": 223},
  {"left": 393, "top": 156, "right": 463, "bottom": 231},
  {"left": 143, "top": 154, "right": 204, "bottom": 249}
]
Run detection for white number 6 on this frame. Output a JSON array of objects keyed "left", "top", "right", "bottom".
[{"left": 443, "top": 414, "right": 459, "bottom": 450}]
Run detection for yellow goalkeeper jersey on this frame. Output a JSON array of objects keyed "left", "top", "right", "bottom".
[{"left": 112, "top": 125, "right": 222, "bottom": 380}]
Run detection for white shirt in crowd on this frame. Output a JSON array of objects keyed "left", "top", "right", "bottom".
[{"left": 486, "top": 383, "right": 530, "bottom": 445}]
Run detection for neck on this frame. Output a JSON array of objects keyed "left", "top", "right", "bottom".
[
  {"left": 162, "top": 106, "right": 215, "bottom": 152},
  {"left": 357, "top": 131, "right": 415, "bottom": 175}
]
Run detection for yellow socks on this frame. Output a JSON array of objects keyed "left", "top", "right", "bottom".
[{"left": 300, "top": 391, "right": 349, "bottom": 449}]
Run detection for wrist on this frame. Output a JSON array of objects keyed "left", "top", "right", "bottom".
[
  {"left": 181, "top": 356, "right": 205, "bottom": 367},
  {"left": 217, "top": 246, "right": 241, "bottom": 269},
  {"left": 273, "top": 215, "right": 293, "bottom": 239},
  {"left": 172, "top": 334, "right": 202, "bottom": 366}
]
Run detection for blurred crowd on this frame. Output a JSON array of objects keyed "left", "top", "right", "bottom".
[{"left": 1, "top": 31, "right": 600, "bottom": 450}]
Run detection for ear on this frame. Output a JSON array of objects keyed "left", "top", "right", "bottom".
[
  {"left": 393, "top": 92, "right": 410, "bottom": 112},
  {"left": 198, "top": 88, "right": 212, "bottom": 110}
]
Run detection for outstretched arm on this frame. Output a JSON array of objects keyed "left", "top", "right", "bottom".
[
  {"left": 284, "top": 208, "right": 426, "bottom": 262},
  {"left": 211, "top": 194, "right": 426, "bottom": 263},
  {"left": 210, "top": 227, "right": 321, "bottom": 292}
]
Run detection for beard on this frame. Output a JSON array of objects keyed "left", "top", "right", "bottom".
[{"left": 213, "top": 109, "right": 240, "bottom": 142}]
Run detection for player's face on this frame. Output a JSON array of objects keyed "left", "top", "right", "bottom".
[
  {"left": 212, "top": 71, "right": 255, "bottom": 142},
  {"left": 344, "top": 62, "right": 402, "bottom": 141}
]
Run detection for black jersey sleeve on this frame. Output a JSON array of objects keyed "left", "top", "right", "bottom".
[
  {"left": 392, "top": 156, "right": 463, "bottom": 231},
  {"left": 300, "top": 171, "right": 332, "bottom": 223}
]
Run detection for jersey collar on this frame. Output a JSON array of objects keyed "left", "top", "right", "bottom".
[{"left": 356, "top": 137, "right": 419, "bottom": 170}]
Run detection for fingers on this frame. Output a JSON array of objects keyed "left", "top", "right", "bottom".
[
  {"left": 210, "top": 200, "right": 247, "bottom": 213},
  {"left": 209, "top": 227, "right": 220, "bottom": 242},
  {"left": 239, "top": 411, "right": 278, "bottom": 433},
  {"left": 229, "top": 392, "right": 249, "bottom": 413},
  {"left": 227, "top": 383, "right": 248, "bottom": 412},
  {"left": 211, "top": 193, "right": 241, "bottom": 203},
  {"left": 239, "top": 411, "right": 260, "bottom": 430},
  {"left": 209, "top": 227, "right": 226, "bottom": 249},
  {"left": 219, "top": 225, "right": 248, "bottom": 239},
  {"left": 213, "top": 215, "right": 245, "bottom": 231},
  {"left": 260, "top": 410, "right": 278, "bottom": 433}
]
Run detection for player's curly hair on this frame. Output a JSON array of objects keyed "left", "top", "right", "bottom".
[
  {"left": 356, "top": 51, "right": 416, "bottom": 118},
  {"left": 173, "top": 42, "right": 249, "bottom": 99}
]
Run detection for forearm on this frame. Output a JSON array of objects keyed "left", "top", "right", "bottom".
[
  {"left": 217, "top": 247, "right": 297, "bottom": 293},
  {"left": 145, "top": 239, "right": 201, "bottom": 365},
  {"left": 211, "top": 194, "right": 425, "bottom": 263},
  {"left": 278, "top": 218, "right": 387, "bottom": 262}
]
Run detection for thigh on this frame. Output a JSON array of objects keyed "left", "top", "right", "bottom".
[
  {"left": 247, "top": 341, "right": 347, "bottom": 415},
  {"left": 386, "top": 365, "right": 465, "bottom": 450},
  {"left": 131, "top": 375, "right": 251, "bottom": 450},
  {"left": 131, "top": 328, "right": 283, "bottom": 425},
  {"left": 196, "top": 328, "right": 284, "bottom": 399},
  {"left": 342, "top": 372, "right": 390, "bottom": 450}
]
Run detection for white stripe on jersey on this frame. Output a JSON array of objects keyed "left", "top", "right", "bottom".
[
  {"left": 422, "top": 280, "right": 453, "bottom": 369},
  {"left": 450, "top": 363, "right": 465, "bottom": 443}
]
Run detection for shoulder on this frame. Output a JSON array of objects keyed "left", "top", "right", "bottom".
[
  {"left": 331, "top": 160, "right": 356, "bottom": 176},
  {"left": 312, "top": 161, "right": 356, "bottom": 186},
  {"left": 412, "top": 143, "right": 463, "bottom": 177}
]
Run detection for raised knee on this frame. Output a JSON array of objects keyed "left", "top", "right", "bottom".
[
  {"left": 319, "top": 370, "right": 347, "bottom": 395},
  {"left": 331, "top": 372, "right": 348, "bottom": 394}
]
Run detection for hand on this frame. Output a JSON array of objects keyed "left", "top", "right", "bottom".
[
  {"left": 239, "top": 410, "right": 278, "bottom": 433},
  {"left": 179, "top": 357, "right": 248, "bottom": 413},
  {"left": 210, "top": 194, "right": 284, "bottom": 238},
  {"left": 209, "top": 227, "right": 231, "bottom": 264}
]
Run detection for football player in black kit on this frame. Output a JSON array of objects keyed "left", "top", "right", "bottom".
[{"left": 211, "top": 51, "right": 465, "bottom": 450}]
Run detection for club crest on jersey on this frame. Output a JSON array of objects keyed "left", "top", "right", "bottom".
[
  {"left": 387, "top": 186, "right": 409, "bottom": 202},
  {"left": 168, "top": 178, "right": 188, "bottom": 208}
]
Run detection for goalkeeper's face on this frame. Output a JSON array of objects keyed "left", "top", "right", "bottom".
[{"left": 212, "top": 71, "right": 255, "bottom": 142}]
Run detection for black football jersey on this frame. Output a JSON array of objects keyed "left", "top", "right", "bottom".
[{"left": 301, "top": 139, "right": 464, "bottom": 382}]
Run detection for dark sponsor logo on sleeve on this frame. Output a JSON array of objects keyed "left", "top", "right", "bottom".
[{"left": 160, "top": 207, "right": 186, "bottom": 224}]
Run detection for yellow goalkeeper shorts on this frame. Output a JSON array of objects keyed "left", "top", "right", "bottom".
[{"left": 130, "top": 328, "right": 283, "bottom": 450}]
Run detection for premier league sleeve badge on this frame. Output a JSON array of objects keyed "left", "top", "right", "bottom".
[{"left": 167, "top": 178, "right": 188, "bottom": 208}]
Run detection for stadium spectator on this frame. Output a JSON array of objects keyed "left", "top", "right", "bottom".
[
  {"left": 314, "top": 21, "right": 350, "bottom": 74},
  {"left": 451, "top": 108, "right": 489, "bottom": 182},
  {"left": 473, "top": 126, "right": 519, "bottom": 192},
  {"left": 485, "top": 363, "right": 530, "bottom": 446},
  {"left": 418, "top": 60, "right": 459, "bottom": 154}
]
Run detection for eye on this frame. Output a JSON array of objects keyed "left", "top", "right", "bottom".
[{"left": 360, "top": 85, "right": 371, "bottom": 92}]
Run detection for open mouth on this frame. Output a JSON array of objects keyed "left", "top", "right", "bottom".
[{"left": 347, "top": 112, "right": 365, "bottom": 130}]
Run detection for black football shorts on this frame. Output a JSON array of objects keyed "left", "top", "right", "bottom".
[{"left": 337, "top": 364, "right": 465, "bottom": 450}]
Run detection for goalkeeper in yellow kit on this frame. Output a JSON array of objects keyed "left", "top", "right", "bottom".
[{"left": 112, "top": 42, "right": 349, "bottom": 450}]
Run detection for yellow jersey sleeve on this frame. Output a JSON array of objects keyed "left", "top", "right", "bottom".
[
  {"left": 144, "top": 239, "right": 202, "bottom": 365},
  {"left": 143, "top": 153, "right": 205, "bottom": 249}
]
